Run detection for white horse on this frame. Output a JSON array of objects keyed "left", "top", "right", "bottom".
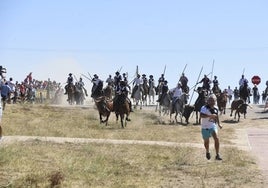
[
  {"left": 157, "top": 92, "right": 171, "bottom": 116},
  {"left": 148, "top": 82, "right": 155, "bottom": 105}
]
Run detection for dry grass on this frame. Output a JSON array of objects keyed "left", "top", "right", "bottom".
[{"left": 0, "top": 103, "right": 266, "bottom": 187}]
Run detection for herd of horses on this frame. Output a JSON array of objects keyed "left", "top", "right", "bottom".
[{"left": 91, "top": 80, "right": 251, "bottom": 128}]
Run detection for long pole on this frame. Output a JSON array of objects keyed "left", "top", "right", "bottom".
[
  {"left": 118, "top": 66, "right": 123, "bottom": 73},
  {"left": 189, "top": 66, "right": 203, "bottom": 104},
  {"left": 73, "top": 74, "right": 78, "bottom": 82},
  {"left": 210, "top": 59, "right": 214, "bottom": 81},
  {"left": 181, "top": 64, "right": 187, "bottom": 75},
  {"left": 81, "top": 73, "right": 92, "bottom": 81},
  {"left": 136, "top": 65, "right": 139, "bottom": 76},
  {"left": 163, "top": 65, "right": 166, "bottom": 76},
  {"left": 87, "top": 72, "right": 93, "bottom": 80}
]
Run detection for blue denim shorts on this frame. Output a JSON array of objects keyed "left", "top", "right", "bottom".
[{"left": 201, "top": 127, "right": 217, "bottom": 139}]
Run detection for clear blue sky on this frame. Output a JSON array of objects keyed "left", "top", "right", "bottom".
[{"left": 0, "top": 0, "right": 268, "bottom": 99}]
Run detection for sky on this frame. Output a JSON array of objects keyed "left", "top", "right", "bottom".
[{"left": 0, "top": 0, "right": 268, "bottom": 101}]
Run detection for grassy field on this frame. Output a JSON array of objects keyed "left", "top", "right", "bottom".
[{"left": 0, "top": 103, "right": 265, "bottom": 187}]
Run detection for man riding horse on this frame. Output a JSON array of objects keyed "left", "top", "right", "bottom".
[
  {"left": 156, "top": 74, "right": 165, "bottom": 95},
  {"left": 114, "top": 80, "right": 132, "bottom": 120},
  {"left": 157, "top": 80, "right": 169, "bottom": 105},
  {"left": 212, "top": 76, "right": 221, "bottom": 95},
  {"left": 169, "top": 82, "right": 183, "bottom": 114},
  {"left": 131, "top": 74, "right": 143, "bottom": 98},
  {"left": 198, "top": 74, "right": 211, "bottom": 93},
  {"left": 64, "top": 73, "right": 76, "bottom": 103},
  {"left": 64, "top": 73, "right": 74, "bottom": 94},
  {"left": 179, "top": 73, "right": 189, "bottom": 94},
  {"left": 91, "top": 74, "right": 103, "bottom": 99},
  {"left": 239, "top": 79, "right": 251, "bottom": 103}
]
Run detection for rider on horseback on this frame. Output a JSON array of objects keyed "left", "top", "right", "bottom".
[
  {"left": 114, "top": 80, "right": 133, "bottom": 114},
  {"left": 122, "top": 73, "right": 131, "bottom": 91},
  {"left": 239, "top": 75, "right": 248, "bottom": 89},
  {"left": 142, "top": 74, "right": 147, "bottom": 83},
  {"left": 156, "top": 74, "right": 165, "bottom": 95},
  {"left": 179, "top": 73, "right": 189, "bottom": 94},
  {"left": 131, "top": 74, "right": 143, "bottom": 98},
  {"left": 198, "top": 74, "right": 211, "bottom": 93},
  {"left": 64, "top": 73, "right": 74, "bottom": 95},
  {"left": 78, "top": 77, "right": 88, "bottom": 97},
  {"left": 157, "top": 80, "right": 169, "bottom": 105},
  {"left": 212, "top": 76, "right": 221, "bottom": 94},
  {"left": 169, "top": 82, "right": 183, "bottom": 113},
  {"left": 149, "top": 75, "right": 155, "bottom": 88},
  {"left": 114, "top": 71, "right": 122, "bottom": 87},
  {"left": 91, "top": 74, "right": 103, "bottom": 98},
  {"left": 105, "top": 75, "right": 114, "bottom": 86}
]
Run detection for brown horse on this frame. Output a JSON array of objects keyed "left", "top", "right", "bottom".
[
  {"left": 239, "top": 82, "right": 250, "bottom": 103},
  {"left": 66, "top": 84, "right": 75, "bottom": 105},
  {"left": 216, "top": 92, "right": 228, "bottom": 115},
  {"left": 103, "top": 84, "right": 114, "bottom": 100},
  {"left": 142, "top": 80, "right": 149, "bottom": 106},
  {"left": 113, "top": 93, "right": 131, "bottom": 128},
  {"left": 94, "top": 96, "right": 113, "bottom": 126}
]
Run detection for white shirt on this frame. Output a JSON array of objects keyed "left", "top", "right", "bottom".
[
  {"left": 200, "top": 105, "right": 218, "bottom": 129},
  {"left": 169, "top": 87, "right": 182, "bottom": 98},
  {"left": 133, "top": 77, "right": 143, "bottom": 86},
  {"left": 7, "top": 80, "right": 16, "bottom": 92},
  {"left": 227, "top": 88, "right": 233, "bottom": 96}
]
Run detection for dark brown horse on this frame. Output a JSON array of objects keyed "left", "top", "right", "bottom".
[
  {"left": 113, "top": 93, "right": 131, "bottom": 128},
  {"left": 142, "top": 80, "right": 149, "bottom": 106},
  {"left": 103, "top": 84, "right": 114, "bottom": 100},
  {"left": 66, "top": 84, "right": 75, "bottom": 105},
  {"left": 94, "top": 96, "right": 113, "bottom": 126},
  {"left": 239, "top": 82, "right": 250, "bottom": 103},
  {"left": 216, "top": 92, "right": 228, "bottom": 115}
]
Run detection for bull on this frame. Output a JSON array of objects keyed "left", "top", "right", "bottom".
[
  {"left": 183, "top": 105, "right": 195, "bottom": 124},
  {"left": 230, "top": 99, "right": 249, "bottom": 122}
]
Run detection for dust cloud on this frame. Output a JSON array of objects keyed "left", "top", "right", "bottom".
[{"left": 32, "top": 57, "right": 87, "bottom": 85}]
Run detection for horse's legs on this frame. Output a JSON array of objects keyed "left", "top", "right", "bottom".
[
  {"left": 116, "top": 113, "right": 119, "bottom": 122},
  {"left": 175, "top": 113, "right": 178, "bottom": 124},
  {"left": 104, "top": 113, "right": 110, "bottom": 126},
  {"left": 230, "top": 109, "right": 233, "bottom": 117},
  {"left": 120, "top": 114, "right": 124, "bottom": 128},
  {"left": 99, "top": 113, "right": 103, "bottom": 124}
]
